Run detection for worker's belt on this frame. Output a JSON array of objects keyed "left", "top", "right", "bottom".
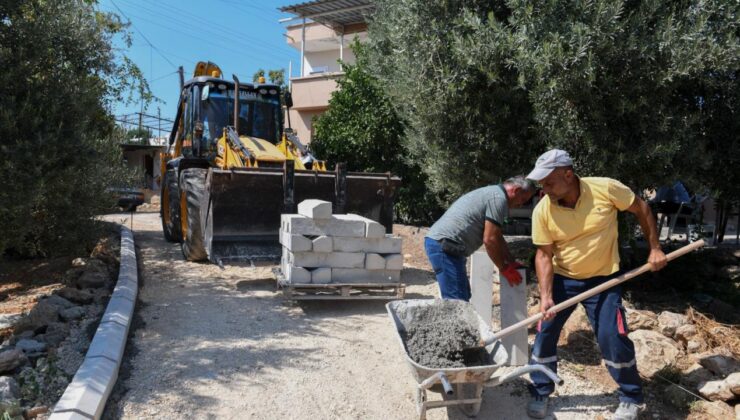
[{"left": 438, "top": 238, "right": 467, "bottom": 257}]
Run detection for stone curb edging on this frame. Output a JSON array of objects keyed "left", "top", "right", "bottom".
[{"left": 49, "top": 226, "right": 138, "bottom": 420}]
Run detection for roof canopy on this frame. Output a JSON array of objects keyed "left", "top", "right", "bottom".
[{"left": 280, "top": 0, "right": 374, "bottom": 28}]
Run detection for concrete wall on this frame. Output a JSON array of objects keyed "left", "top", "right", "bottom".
[{"left": 288, "top": 109, "right": 324, "bottom": 145}]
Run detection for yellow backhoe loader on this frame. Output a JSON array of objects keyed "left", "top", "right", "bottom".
[{"left": 160, "top": 62, "right": 400, "bottom": 263}]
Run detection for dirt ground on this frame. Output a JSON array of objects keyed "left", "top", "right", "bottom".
[{"left": 97, "top": 211, "right": 672, "bottom": 420}]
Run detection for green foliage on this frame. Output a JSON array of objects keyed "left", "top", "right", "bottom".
[
  {"left": 367, "top": 0, "right": 740, "bottom": 203},
  {"left": 311, "top": 42, "right": 441, "bottom": 224},
  {"left": 0, "top": 0, "right": 148, "bottom": 257},
  {"left": 125, "top": 127, "right": 152, "bottom": 142}
]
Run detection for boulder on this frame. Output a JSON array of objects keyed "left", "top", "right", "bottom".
[
  {"left": 15, "top": 339, "right": 46, "bottom": 354},
  {"left": 74, "top": 258, "right": 110, "bottom": 289},
  {"left": 686, "top": 340, "right": 703, "bottom": 354},
  {"left": 687, "top": 401, "right": 733, "bottom": 420},
  {"left": 0, "top": 313, "right": 23, "bottom": 330},
  {"left": 36, "top": 322, "right": 69, "bottom": 347},
  {"left": 59, "top": 306, "right": 85, "bottom": 321},
  {"left": 698, "top": 379, "right": 734, "bottom": 402},
  {"left": 698, "top": 351, "right": 740, "bottom": 377},
  {"left": 56, "top": 287, "right": 93, "bottom": 304},
  {"left": 675, "top": 324, "right": 699, "bottom": 345},
  {"left": 0, "top": 376, "right": 20, "bottom": 401},
  {"left": 71, "top": 257, "right": 86, "bottom": 267},
  {"left": 42, "top": 295, "right": 74, "bottom": 310},
  {"left": 626, "top": 308, "right": 658, "bottom": 330},
  {"left": 681, "top": 363, "right": 715, "bottom": 388},
  {"left": 657, "top": 311, "right": 687, "bottom": 338},
  {"left": 726, "top": 372, "right": 740, "bottom": 395},
  {"left": 629, "top": 329, "right": 682, "bottom": 377},
  {"left": 25, "top": 406, "right": 48, "bottom": 419},
  {"left": 14, "top": 300, "right": 59, "bottom": 334},
  {"left": 0, "top": 350, "right": 26, "bottom": 373}
]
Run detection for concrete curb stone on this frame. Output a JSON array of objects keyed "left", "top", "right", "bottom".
[{"left": 50, "top": 226, "right": 137, "bottom": 420}]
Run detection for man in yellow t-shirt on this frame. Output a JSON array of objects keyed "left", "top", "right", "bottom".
[{"left": 524, "top": 149, "right": 667, "bottom": 420}]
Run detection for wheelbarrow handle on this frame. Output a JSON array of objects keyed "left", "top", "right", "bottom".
[
  {"left": 419, "top": 372, "right": 454, "bottom": 395},
  {"left": 481, "top": 240, "right": 704, "bottom": 347}
]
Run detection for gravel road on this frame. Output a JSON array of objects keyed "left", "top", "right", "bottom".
[{"left": 102, "top": 211, "right": 625, "bottom": 420}]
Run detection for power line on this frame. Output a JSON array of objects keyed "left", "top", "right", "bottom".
[{"left": 109, "top": 0, "right": 178, "bottom": 68}]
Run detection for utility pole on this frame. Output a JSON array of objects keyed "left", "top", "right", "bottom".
[
  {"left": 178, "top": 66, "right": 184, "bottom": 90},
  {"left": 158, "top": 107, "right": 161, "bottom": 139}
]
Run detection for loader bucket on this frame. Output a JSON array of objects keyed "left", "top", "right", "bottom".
[{"left": 204, "top": 165, "right": 400, "bottom": 263}]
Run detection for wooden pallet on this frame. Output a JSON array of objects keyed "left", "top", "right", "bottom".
[{"left": 273, "top": 268, "right": 405, "bottom": 300}]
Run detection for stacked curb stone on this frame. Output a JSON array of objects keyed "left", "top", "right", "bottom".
[{"left": 280, "top": 200, "right": 403, "bottom": 285}]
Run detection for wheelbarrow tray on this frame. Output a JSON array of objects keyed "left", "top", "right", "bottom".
[{"left": 386, "top": 299, "right": 508, "bottom": 385}]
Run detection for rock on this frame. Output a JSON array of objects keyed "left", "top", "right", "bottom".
[
  {"left": 698, "top": 379, "right": 734, "bottom": 401},
  {"left": 42, "top": 294, "right": 74, "bottom": 310},
  {"left": 0, "top": 313, "right": 23, "bottom": 330},
  {"left": 74, "top": 258, "right": 110, "bottom": 289},
  {"left": 698, "top": 351, "right": 740, "bottom": 377},
  {"left": 688, "top": 401, "right": 734, "bottom": 420},
  {"left": 56, "top": 287, "right": 93, "bottom": 304},
  {"left": 629, "top": 329, "right": 682, "bottom": 377},
  {"left": 0, "top": 350, "right": 26, "bottom": 373},
  {"left": 718, "top": 265, "right": 740, "bottom": 279},
  {"left": 36, "top": 322, "right": 69, "bottom": 347},
  {"left": 14, "top": 301, "right": 59, "bottom": 334},
  {"left": 657, "top": 311, "right": 687, "bottom": 338},
  {"left": 15, "top": 339, "right": 46, "bottom": 354},
  {"left": 626, "top": 308, "right": 658, "bottom": 330},
  {"left": 59, "top": 306, "right": 85, "bottom": 321},
  {"left": 15, "top": 330, "right": 34, "bottom": 340},
  {"left": 675, "top": 324, "right": 699, "bottom": 345},
  {"left": 0, "top": 376, "right": 20, "bottom": 401},
  {"left": 736, "top": 404, "right": 740, "bottom": 420},
  {"left": 726, "top": 372, "right": 740, "bottom": 395},
  {"left": 25, "top": 406, "right": 48, "bottom": 418},
  {"left": 682, "top": 363, "right": 715, "bottom": 388},
  {"left": 686, "top": 340, "right": 703, "bottom": 354},
  {"left": 71, "top": 257, "right": 86, "bottom": 267},
  {"left": 663, "top": 383, "right": 695, "bottom": 408}
]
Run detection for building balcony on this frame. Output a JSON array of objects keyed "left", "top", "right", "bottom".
[{"left": 289, "top": 72, "right": 344, "bottom": 111}]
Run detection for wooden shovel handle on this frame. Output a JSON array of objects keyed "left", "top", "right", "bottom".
[{"left": 483, "top": 240, "right": 704, "bottom": 346}]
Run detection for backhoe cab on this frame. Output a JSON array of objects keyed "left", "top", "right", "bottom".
[{"left": 160, "top": 61, "right": 400, "bottom": 263}]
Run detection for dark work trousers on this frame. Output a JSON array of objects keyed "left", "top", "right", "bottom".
[
  {"left": 528, "top": 272, "right": 643, "bottom": 404},
  {"left": 424, "top": 237, "right": 471, "bottom": 301}
]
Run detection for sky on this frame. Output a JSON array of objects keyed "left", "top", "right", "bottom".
[{"left": 97, "top": 0, "right": 301, "bottom": 135}]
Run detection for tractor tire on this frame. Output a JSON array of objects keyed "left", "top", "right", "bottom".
[
  {"left": 161, "top": 169, "right": 182, "bottom": 242},
  {"left": 179, "top": 168, "right": 208, "bottom": 261}
]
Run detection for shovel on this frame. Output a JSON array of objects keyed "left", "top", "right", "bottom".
[{"left": 472, "top": 240, "right": 704, "bottom": 350}]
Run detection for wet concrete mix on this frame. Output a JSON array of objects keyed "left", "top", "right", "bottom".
[{"left": 401, "top": 300, "right": 485, "bottom": 368}]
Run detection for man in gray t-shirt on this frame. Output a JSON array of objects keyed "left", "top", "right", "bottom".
[{"left": 425, "top": 176, "right": 537, "bottom": 301}]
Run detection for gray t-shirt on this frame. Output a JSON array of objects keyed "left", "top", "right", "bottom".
[{"left": 426, "top": 185, "right": 508, "bottom": 256}]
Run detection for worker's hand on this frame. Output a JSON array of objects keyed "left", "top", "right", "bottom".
[
  {"left": 647, "top": 248, "right": 668, "bottom": 271},
  {"left": 540, "top": 296, "right": 556, "bottom": 321},
  {"left": 501, "top": 262, "right": 524, "bottom": 287}
]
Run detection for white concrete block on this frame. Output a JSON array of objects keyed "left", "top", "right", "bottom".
[
  {"left": 365, "top": 253, "right": 386, "bottom": 270},
  {"left": 51, "top": 357, "right": 118, "bottom": 419},
  {"left": 331, "top": 268, "right": 401, "bottom": 284},
  {"left": 86, "top": 321, "right": 127, "bottom": 362},
  {"left": 384, "top": 254, "right": 404, "bottom": 270},
  {"left": 470, "top": 251, "right": 495, "bottom": 327},
  {"left": 310, "top": 267, "right": 332, "bottom": 284},
  {"left": 288, "top": 251, "right": 365, "bottom": 268},
  {"left": 281, "top": 214, "right": 366, "bottom": 237},
  {"left": 332, "top": 235, "right": 402, "bottom": 253},
  {"left": 343, "top": 214, "right": 385, "bottom": 238},
  {"left": 312, "top": 236, "right": 333, "bottom": 253},
  {"left": 101, "top": 295, "right": 135, "bottom": 326},
  {"left": 298, "top": 199, "right": 333, "bottom": 219},
  {"left": 282, "top": 264, "right": 311, "bottom": 284},
  {"left": 280, "top": 230, "right": 313, "bottom": 252},
  {"left": 500, "top": 268, "right": 528, "bottom": 366}
]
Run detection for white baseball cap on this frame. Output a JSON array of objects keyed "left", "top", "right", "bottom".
[{"left": 526, "top": 149, "right": 573, "bottom": 181}]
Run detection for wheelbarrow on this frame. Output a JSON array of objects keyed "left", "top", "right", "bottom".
[{"left": 386, "top": 299, "right": 562, "bottom": 419}]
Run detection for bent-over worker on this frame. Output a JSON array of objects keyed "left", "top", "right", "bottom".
[
  {"left": 525, "top": 149, "right": 667, "bottom": 420},
  {"left": 425, "top": 176, "right": 538, "bottom": 301}
]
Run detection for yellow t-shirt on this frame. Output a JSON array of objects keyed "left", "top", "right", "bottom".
[{"left": 532, "top": 177, "right": 635, "bottom": 279}]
